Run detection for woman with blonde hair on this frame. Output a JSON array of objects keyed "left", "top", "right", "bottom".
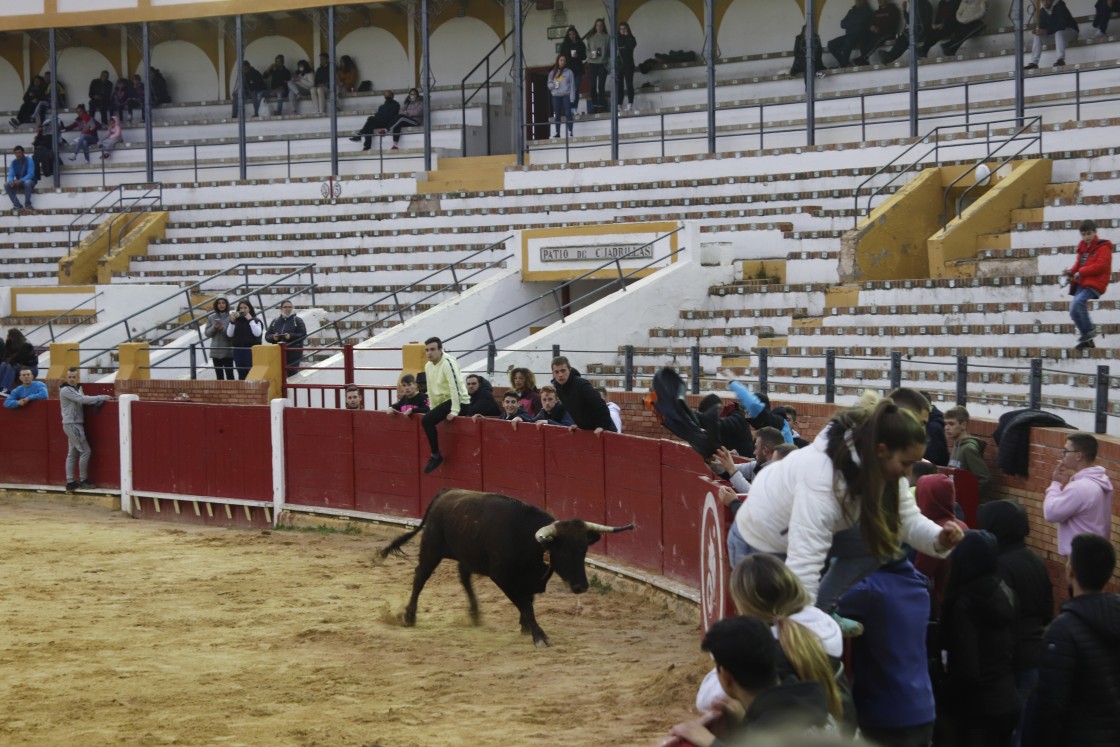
[{"left": 696, "top": 554, "right": 847, "bottom": 726}]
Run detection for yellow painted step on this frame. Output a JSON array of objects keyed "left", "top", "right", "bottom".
[
  {"left": 1045, "top": 182, "right": 1079, "bottom": 200},
  {"left": 1010, "top": 208, "right": 1044, "bottom": 223},
  {"left": 791, "top": 317, "right": 823, "bottom": 328},
  {"left": 755, "top": 337, "right": 788, "bottom": 348},
  {"left": 436, "top": 154, "right": 518, "bottom": 171},
  {"left": 976, "top": 232, "right": 1011, "bottom": 250},
  {"left": 417, "top": 175, "right": 505, "bottom": 194}
]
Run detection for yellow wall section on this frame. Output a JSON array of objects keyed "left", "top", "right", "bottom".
[
  {"left": 248, "top": 343, "right": 284, "bottom": 400},
  {"left": 97, "top": 211, "right": 169, "bottom": 284},
  {"left": 117, "top": 342, "right": 151, "bottom": 381},
  {"left": 520, "top": 221, "right": 680, "bottom": 282},
  {"left": 10, "top": 286, "right": 97, "bottom": 317},
  {"left": 840, "top": 167, "right": 943, "bottom": 282},
  {"left": 928, "top": 159, "right": 1052, "bottom": 278}
]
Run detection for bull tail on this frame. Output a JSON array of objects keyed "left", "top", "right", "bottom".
[{"left": 378, "top": 488, "right": 448, "bottom": 559}]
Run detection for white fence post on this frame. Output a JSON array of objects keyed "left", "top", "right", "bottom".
[
  {"left": 117, "top": 394, "right": 139, "bottom": 515},
  {"left": 270, "top": 398, "right": 287, "bottom": 527}
]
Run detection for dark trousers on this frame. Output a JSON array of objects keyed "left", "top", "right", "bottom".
[
  {"left": 828, "top": 32, "right": 866, "bottom": 67},
  {"left": 587, "top": 64, "right": 608, "bottom": 112},
  {"left": 860, "top": 722, "right": 934, "bottom": 747},
  {"left": 232, "top": 348, "right": 252, "bottom": 380},
  {"left": 389, "top": 115, "right": 419, "bottom": 143},
  {"left": 359, "top": 114, "right": 395, "bottom": 148},
  {"left": 213, "top": 357, "right": 235, "bottom": 380},
  {"left": 1094, "top": 0, "right": 1116, "bottom": 32},
  {"left": 421, "top": 400, "right": 465, "bottom": 455},
  {"left": 89, "top": 97, "right": 110, "bottom": 124},
  {"left": 615, "top": 64, "right": 635, "bottom": 104}
]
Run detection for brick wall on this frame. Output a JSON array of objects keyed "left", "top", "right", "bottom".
[{"left": 114, "top": 379, "right": 271, "bottom": 406}]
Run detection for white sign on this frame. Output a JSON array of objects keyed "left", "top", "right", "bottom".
[{"left": 539, "top": 244, "right": 654, "bottom": 263}]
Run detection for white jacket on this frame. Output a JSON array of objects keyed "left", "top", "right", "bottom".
[
  {"left": 695, "top": 605, "right": 843, "bottom": 712},
  {"left": 736, "top": 426, "right": 948, "bottom": 602}
]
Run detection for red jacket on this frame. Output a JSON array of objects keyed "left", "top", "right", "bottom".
[{"left": 1070, "top": 237, "right": 1113, "bottom": 295}]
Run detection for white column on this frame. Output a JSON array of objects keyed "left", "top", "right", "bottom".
[
  {"left": 120, "top": 26, "right": 128, "bottom": 79},
  {"left": 270, "top": 398, "right": 287, "bottom": 526},
  {"left": 217, "top": 17, "right": 227, "bottom": 100},
  {"left": 118, "top": 394, "right": 139, "bottom": 515},
  {"left": 22, "top": 32, "right": 31, "bottom": 84},
  {"left": 312, "top": 9, "right": 322, "bottom": 62}
]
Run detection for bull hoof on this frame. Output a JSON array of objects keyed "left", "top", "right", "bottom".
[
  {"left": 533, "top": 635, "right": 552, "bottom": 648},
  {"left": 399, "top": 611, "right": 416, "bottom": 627}
]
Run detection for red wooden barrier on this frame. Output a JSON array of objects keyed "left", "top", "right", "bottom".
[
  {"left": 284, "top": 407, "right": 355, "bottom": 511},
  {"left": 418, "top": 416, "right": 484, "bottom": 511},
  {"left": 543, "top": 426, "right": 607, "bottom": 525},
  {"left": 0, "top": 403, "right": 51, "bottom": 485},
  {"left": 479, "top": 418, "right": 547, "bottom": 508},
  {"left": 603, "top": 434, "right": 663, "bottom": 570},
  {"left": 659, "top": 440, "right": 708, "bottom": 588},
  {"left": 354, "top": 411, "right": 421, "bottom": 518}
]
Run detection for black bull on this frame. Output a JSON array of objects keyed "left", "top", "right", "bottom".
[{"left": 380, "top": 489, "right": 634, "bottom": 646}]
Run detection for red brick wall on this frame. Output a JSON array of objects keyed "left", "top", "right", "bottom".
[{"left": 115, "top": 379, "right": 271, "bottom": 406}]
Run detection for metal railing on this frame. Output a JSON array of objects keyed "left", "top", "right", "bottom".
[
  {"left": 25, "top": 290, "right": 104, "bottom": 344},
  {"left": 281, "top": 344, "right": 401, "bottom": 409},
  {"left": 440, "top": 226, "right": 686, "bottom": 361},
  {"left": 325, "top": 237, "right": 514, "bottom": 346},
  {"left": 73, "top": 262, "right": 317, "bottom": 368},
  {"left": 461, "top": 31, "right": 513, "bottom": 156},
  {"left": 942, "top": 117, "right": 1045, "bottom": 225},
  {"left": 66, "top": 182, "right": 163, "bottom": 247}
]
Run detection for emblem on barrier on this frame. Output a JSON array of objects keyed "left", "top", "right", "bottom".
[
  {"left": 321, "top": 179, "right": 342, "bottom": 199},
  {"left": 700, "top": 491, "right": 728, "bottom": 633}
]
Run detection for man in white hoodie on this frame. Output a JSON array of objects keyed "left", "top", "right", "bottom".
[{"left": 1043, "top": 432, "right": 1114, "bottom": 556}]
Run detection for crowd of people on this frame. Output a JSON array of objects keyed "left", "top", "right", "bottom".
[
  {"left": 545, "top": 18, "right": 640, "bottom": 139},
  {"left": 663, "top": 380, "right": 1117, "bottom": 747}
]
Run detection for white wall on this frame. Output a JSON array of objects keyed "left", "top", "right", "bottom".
[
  {"left": 430, "top": 17, "right": 503, "bottom": 89},
  {"left": 149, "top": 40, "right": 218, "bottom": 103},
  {"left": 0, "top": 56, "right": 23, "bottom": 108},
  {"left": 719, "top": 0, "right": 806, "bottom": 58},
  {"left": 336, "top": 27, "right": 412, "bottom": 93},
  {"left": 626, "top": 0, "right": 704, "bottom": 65},
  {"left": 49, "top": 47, "right": 118, "bottom": 105}
]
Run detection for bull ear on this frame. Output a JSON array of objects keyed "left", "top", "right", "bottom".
[{"left": 535, "top": 522, "right": 558, "bottom": 545}]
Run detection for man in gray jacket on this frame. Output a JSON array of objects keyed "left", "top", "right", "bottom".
[{"left": 59, "top": 367, "right": 112, "bottom": 491}]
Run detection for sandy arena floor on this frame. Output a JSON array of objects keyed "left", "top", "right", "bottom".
[{"left": 0, "top": 496, "right": 708, "bottom": 747}]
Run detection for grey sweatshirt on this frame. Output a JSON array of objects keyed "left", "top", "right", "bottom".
[{"left": 59, "top": 384, "right": 109, "bottom": 425}]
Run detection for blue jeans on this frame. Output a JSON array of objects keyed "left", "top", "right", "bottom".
[
  {"left": 72, "top": 134, "right": 97, "bottom": 162},
  {"left": 232, "top": 347, "right": 253, "bottom": 380},
  {"left": 1070, "top": 286, "right": 1100, "bottom": 338},
  {"left": 5, "top": 178, "right": 35, "bottom": 208},
  {"left": 727, "top": 522, "right": 787, "bottom": 569},
  {"left": 551, "top": 95, "right": 572, "bottom": 136},
  {"left": 232, "top": 90, "right": 267, "bottom": 118}
]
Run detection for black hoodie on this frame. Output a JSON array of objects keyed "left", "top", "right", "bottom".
[
  {"left": 978, "top": 500, "right": 1054, "bottom": 675},
  {"left": 465, "top": 376, "right": 500, "bottom": 417},
  {"left": 1023, "top": 591, "right": 1120, "bottom": 747},
  {"left": 552, "top": 367, "right": 616, "bottom": 432},
  {"left": 924, "top": 405, "right": 949, "bottom": 465},
  {"left": 940, "top": 531, "right": 1021, "bottom": 720}
]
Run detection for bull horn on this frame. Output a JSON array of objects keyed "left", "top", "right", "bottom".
[
  {"left": 584, "top": 521, "right": 635, "bottom": 534},
  {"left": 535, "top": 522, "right": 558, "bottom": 543}
]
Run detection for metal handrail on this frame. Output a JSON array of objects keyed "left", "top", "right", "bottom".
[
  {"left": 24, "top": 291, "right": 105, "bottom": 344},
  {"left": 329, "top": 237, "right": 514, "bottom": 346},
  {"left": 442, "top": 226, "right": 686, "bottom": 360},
  {"left": 461, "top": 30, "right": 513, "bottom": 156},
  {"left": 74, "top": 262, "right": 317, "bottom": 367},
  {"left": 66, "top": 182, "right": 163, "bottom": 247},
  {"left": 943, "top": 118, "right": 1044, "bottom": 225}
]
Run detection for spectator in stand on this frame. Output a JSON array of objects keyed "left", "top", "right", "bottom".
[
  {"left": 735, "top": 395, "right": 963, "bottom": 605},
  {"left": 2, "top": 366, "right": 47, "bottom": 408},
  {"left": 836, "top": 556, "right": 937, "bottom": 747},
  {"left": 349, "top": 91, "right": 400, "bottom": 151},
  {"left": 1025, "top": 0, "right": 1078, "bottom": 69},
  {"left": 63, "top": 104, "right": 100, "bottom": 163},
  {"left": 127, "top": 74, "right": 145, "bottom": 121},
  {"left": 388, "top": 374, "right": 428, "bottom": 415},
  {"left": 420, "top": 336, "right": 469, "bottom": 474},
  {"left": 771, "top": 442, "right": 797, "bottom": 460},
  {"left": 224, "top": 299, "right": 263, "bottom": 380},
  {"left": 98, "top": 116, "right": 123, "bottom": 160},
  {"left": 87, "top": 70, "right": 113, "bottom": 124},
  {"left": 508, "top": 367, "right": 541, "bottom": 416},
  {"left": 880, "top": 0, "right": 933, "bottom": 63},
  {"left": 709, "top": 427, "right": 784, "bottom": 497},
  {"left": 615, "top": 21, "right": 637, "bottom": 110},
  {"left": 58, "top": 367, "right": 112, "bottom": 491},
  {"left": 0, "top": 328, "right": 38, "bottom": 392},
  {"left": 262, "top": 55, "right": 292, "bottom": 115},
  {"left": 547, "top": 54, "right": 576, "bottom": 139},
  {"left": 595, "top": 386, "right": 623, "bottom": 433},
  {"left": 1043, "top": 432, "right": 1114, "bottom": 555},
  {"left": 344, "top": 384, "right": 363, "bottom": 411},
  {"left": 944, "top": 406, "right": 991, "bottom": 502},
  {"left": 672, "top": 616, "right": 832, "bottom": 747},
  {"left": 773, "top": 405, "right": 808, "bottom": 447},
  {"left": 520, "top": 385, "right": 572, "bottom": 427},
  {"left": 560, "top": 26, "right": 586, "bottom": 114},
  {"left": 493, "top": 391, "right": 530, "bottom": 422},
  {"left": 790, "top": 25, "right": 827, "bottom": 82},
  {"left": 922, "top": 0, "right": 960, "bottom": 55},
  {"left": 1064, "top": 219, "right": 1112, "bottom": 349},
  {"left": 923, "top": 396, "right": 949, "bottom": 465},
  {"left": 939, "top": 530, "right": 1020, "bottom": 747},
  {"left": 31, "top": 125, "right": 55, "bottom": 180},
  {"left": 913, "top": 472, "right": 964, "bottom": 614},
  {"left": 312, "top": 53, "right": 331, "bottom": 113},
  {"left": 43, "top": 71, "right": 67, "bottom": 111},
  {"left": 1092, "top": 0, "right": 1117, "bottom": 36},
  {"left": 463, "top": 374, "right": 501, "bottom": 418},
  {"left": 232, "top": 60, "right": 267, "bottom": 119},
  {"left": 414, "top": 371, "right": 427, "bottom": 397},
  {"left": 204, "top": 297, "right": 235, "bottom": 380},
  {"left": 1022, "top": 532, "right": 1120, "bottom": 747},
  {"left": 695, "top": 554, "right": 846, "bottom": 727},
  {"left": 978, "top": 499, "right": 1054, "bottom": 703},
  {"left": 10, "top": 75, "right": 46, "bottom": 129},
  {"left": 337, "top": 55, "right": 358, "bottom": 94},
  {"left": 285, "top": 60, "right": 315, "bottom": 115},
  {"left": 827, "top": 0, "right": 875, "bottom": 67},
  {"left": 5, "top": 145, "right": 37, "bottom": 211},
  {"left": 385, "top": 87, "right": 423, "bottom": 150},
  {"left": 854, "top": 0, "right": 902, "bottom": 66},
  {"left": 108, "top": 78, "right": 133, "bottom": 124},
  {"left": 265, "top": 300, "right": 307, "bottom": 378},
  {"left": 550, "top": 356, "right": 616, "bottom": 434},
  {"left": 149, "top": 68, "right": 170, "bottom": 105},
  {"left": 698, "top": 393, "right": 755, "bottom": 458},
  {"left": 585, "top": 18, "right": 610, "bottom": 115},
  {"left": 940, "top": 0, "right": 987, "bottom": 56}
]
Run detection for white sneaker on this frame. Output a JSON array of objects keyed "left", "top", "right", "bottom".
[{"left": 1093, "top": 28, "right": 1107, "bottom": 38}]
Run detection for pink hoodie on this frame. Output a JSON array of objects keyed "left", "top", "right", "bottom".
[{"left": 1044, "top": 465, "right": 1114, "bottom": 555}]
